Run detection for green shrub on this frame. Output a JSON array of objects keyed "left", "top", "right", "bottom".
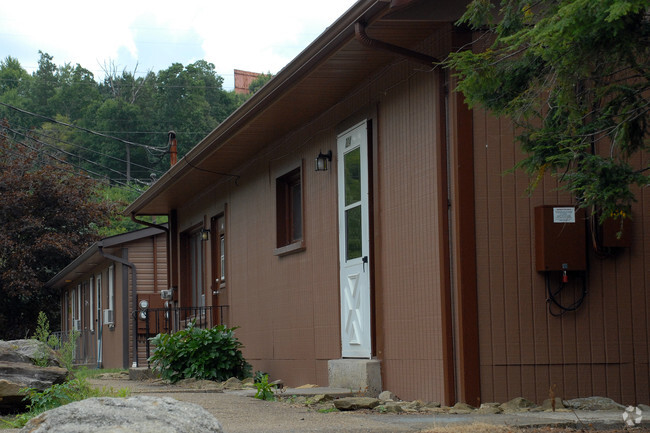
[{"left": 148, "top": 322, "right": 251, "bottom": 383}]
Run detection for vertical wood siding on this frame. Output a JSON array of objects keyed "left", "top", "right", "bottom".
[
  {"left": 375, "top": 65, "right": 447, "bottom": 402},
  {"left": 473, "top": 107, "right": 650, "bottom": 404},
  {"left": 176, "top": 40, "right": 451, "bottom": 400}
]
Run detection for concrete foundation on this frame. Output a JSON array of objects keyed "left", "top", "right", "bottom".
[
  {"left": 327, "top": 359, "right": 382, "bottom": 397},
  {"left": 129, "top": 367, "right": 157, "bottom": 381}
]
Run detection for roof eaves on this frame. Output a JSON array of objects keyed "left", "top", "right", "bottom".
[{"left": 125, "top": 0, "right": 391, "bottom": 216}]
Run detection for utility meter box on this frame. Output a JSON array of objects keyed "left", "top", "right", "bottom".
[{"left": 535, "top": 205, "right": 586, "bottom": 271}]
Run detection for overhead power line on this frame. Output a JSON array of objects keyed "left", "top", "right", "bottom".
[
  {"left": 10, "top": 124, "right": 166, "bottom": 177},
  {"left": 0, "top": 101, "right": 169, "bottom": 153},
  {"left": 5, "top": 125, "right": 146, "bottom": 183},
  {"left": 0, "top": 128, "right": 147, "bottom": 192}
]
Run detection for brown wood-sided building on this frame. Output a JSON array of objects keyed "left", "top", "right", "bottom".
[
  {"left": 46, "top": 227, "right": 167, "bottom": 368},
  {"left": 126, "top": 0, "right": 650, "bottom": 405}
]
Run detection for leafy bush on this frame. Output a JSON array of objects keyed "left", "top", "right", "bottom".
[
  {"left": 1, "top": 378, "right": 129, "bottom": 429},
  {"left": 148, "top": 322, "right": 251, "bottom": 383}
]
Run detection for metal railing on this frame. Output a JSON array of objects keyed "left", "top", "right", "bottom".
[
  {"left": 136, "top": 305, "right": 229, "bottom": 365},
  {"left": 52, "top": 329, "right": 96, "bottom": 367}
]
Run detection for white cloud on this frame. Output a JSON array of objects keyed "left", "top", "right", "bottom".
[{"left": 1, "top": 0, "right": 353, "bottom": 89}]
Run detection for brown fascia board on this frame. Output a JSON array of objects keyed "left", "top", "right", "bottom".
[
  {"left": 44, "top": 243, "right": 103, "bottom": 290},
  {"left": 125, "top": 0, "right": 392, "bottom": 217},
  {"left": 44, "top": 225, "right": 167, "bottom": 289}
]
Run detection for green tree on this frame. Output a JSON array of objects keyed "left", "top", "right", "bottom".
[
  {"left": 445, "top": 0, "right": 650, "bottom": 219},
  {"left": 95, "top": 183, "right": 167, "bottom": 238},
  {"left": 0, "top": 56, "right": 32, "bottom": 127},
  {"left": 0, "top": 121, "right": 116, "bottom": 339},
  {"left": 28, "top": 51, "right": 58, "bottom": 118},
  {"left": 248, "top": 72, "right": 273, "bottom": 94}
]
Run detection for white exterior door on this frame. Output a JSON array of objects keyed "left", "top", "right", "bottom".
[{"left": 337, "top": 120, "right": 372, "bottom": 358}]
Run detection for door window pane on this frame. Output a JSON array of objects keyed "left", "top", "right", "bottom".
[
  {"left": 345, "top": 205, "right": 362, "bottom": 260},
  {"left": 344, "top": 148, "right": 361, "bottom": 206}
]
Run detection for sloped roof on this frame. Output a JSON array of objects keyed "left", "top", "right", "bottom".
[
  {"left": 44, "top": 226, "right": 166, "bottom": 290},
  {"left": 126, "top": 0, "right": 466, "bottom": 216}
]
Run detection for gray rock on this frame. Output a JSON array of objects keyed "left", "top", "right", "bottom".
[
  {"left": 20, "top": 396, "right": 223, "bottom": 433},
  {"left": 476, "top": 404, "right": 503, "bottom": 414},
  {"left": 309, "top": 394, "right": 333, "bottom": 404},
  {"left": 449, "top": 402, "right": 475, "bottom": 414},
  {"left": 563, "top": 396, "right": 625, "bottom": 411},
  {"left": 401, "top": 400, "right": 425, "bottom": 412},
  {"left": 375, "top": 402, "right": 404, "bottom": 413},
  {"left": 541, "top": 397, "right": 566, "bottom": 411},
  {"left": 0, "top": 340, "right": 60, "bottom": 366},
  {"left": 0, "top": 361, "right": 68, "bottom": 410},
  {"left": 222, "top": 377, "right": 243, "bottom": 389},
  {"left": 378, "top": 390, "right": 396, "bottom": 401},
  {"left": 334, "top": 397, "right": 380, "bottom": 410},
  {"left": 499, "top": 397, "right": 538, "bottom": 413}
]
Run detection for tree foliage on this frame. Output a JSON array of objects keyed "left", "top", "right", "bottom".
[
  {"left": 445, "top": 0, "right": 650, "bottom": 219},
  {"left": 248, "top": 72, "right": 273, "bottom": 94},
  {"left": 0, "top": 53, "right": 246, "bottom": 185},
  {"left": 0, "top": 122, "right": 116, "bottom": 339}
]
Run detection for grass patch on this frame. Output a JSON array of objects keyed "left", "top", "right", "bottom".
[
  {"left": 318, "top": 407, "right": 340, "bottom": 413},
  {"left": 72, "top": 367, "right": 128, "bottom": 380}
]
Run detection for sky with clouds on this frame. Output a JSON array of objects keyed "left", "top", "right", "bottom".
[{"left": 0, "top": 0, "right": 355, "bottom": 90}]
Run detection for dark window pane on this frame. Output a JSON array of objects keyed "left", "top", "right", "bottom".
[
  {"left": 344, "top": 148, "right": 361, "bottom": 206},
  {"left": 291, "top": 182, "right": 302, "bottom": 241},
  {"left": 346, "top": 205, "right": 362, "bottom": 260}
]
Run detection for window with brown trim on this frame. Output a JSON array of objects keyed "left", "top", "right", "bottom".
[{"left": 275, "top": 166, "right": 304, "bottom": 255}]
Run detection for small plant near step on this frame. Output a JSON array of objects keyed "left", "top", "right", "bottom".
[
  {"left": 254, "top": 374, "right": 276, "bottom": 401},
  {"left": 148, "top": 321, "right": 251, "bottom": 383}
]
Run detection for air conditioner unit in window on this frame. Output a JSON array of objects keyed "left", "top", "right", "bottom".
[
  {"left": 72, "top": 319, "right": 81, "bottom": 331},
  {"left": 103, "top": 309, "right": 114, "bottom": 325}
]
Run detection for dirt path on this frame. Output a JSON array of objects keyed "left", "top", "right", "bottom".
[
  {"left": 85, "top": 376, "right": 649, "bottom": 433},
  {"left": 87, "top": 376, "right": 433, "bottom": 433}
]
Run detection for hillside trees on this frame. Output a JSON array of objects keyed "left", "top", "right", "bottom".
[
  {"left": 0, "top": 122, "right": 116, "bottom": 339},
  {"left": 446, "top": 0, "right": 650, "bottom": 219},
  {"left": 0, "top": 53, "right": 246, "bottom": 185}
]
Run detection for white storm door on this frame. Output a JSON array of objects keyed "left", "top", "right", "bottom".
[{"left": 337, "top": 120, "right": 372, "bottom": 358}]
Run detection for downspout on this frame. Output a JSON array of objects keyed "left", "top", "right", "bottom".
[
  {"left": 354, "top": 22, "right": 438, "bottom": 66},
  {"left": 98, "top": 243, "right": 139, "bottom": 368}
]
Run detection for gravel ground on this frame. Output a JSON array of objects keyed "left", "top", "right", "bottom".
[
  {"left": 3, "top": 376, "right": 648, "bottom": 433},
  {"left": 85, "top": 376, "right": 650, "bottom": 433}
]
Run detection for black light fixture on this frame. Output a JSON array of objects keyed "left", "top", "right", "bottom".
[
  {"left": 201, "top": 228, "right": 210, "bottom": 241},
  {"left": 315, "top": 150, "right": 332, "bottom": 171}
]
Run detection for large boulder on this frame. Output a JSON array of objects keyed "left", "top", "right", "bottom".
[
  {"left": 20, "top": 396, "right": 224, "bottom": 433},
  {"left": 563, "top": 396, "right": 625, "bottom": 411},
  {"left": 0, "top": 340, "right": 67, "bottom": 411},
  {"left": 0, "top": 340, "right": 60, "bottom": 366}
]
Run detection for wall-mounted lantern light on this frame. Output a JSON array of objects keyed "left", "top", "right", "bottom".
[
  {"left": 315, "top": 150, "right": 332, "bottom": 172},
  {"left": 201, "top": 228, "right": 210, "bottom": 241}
]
